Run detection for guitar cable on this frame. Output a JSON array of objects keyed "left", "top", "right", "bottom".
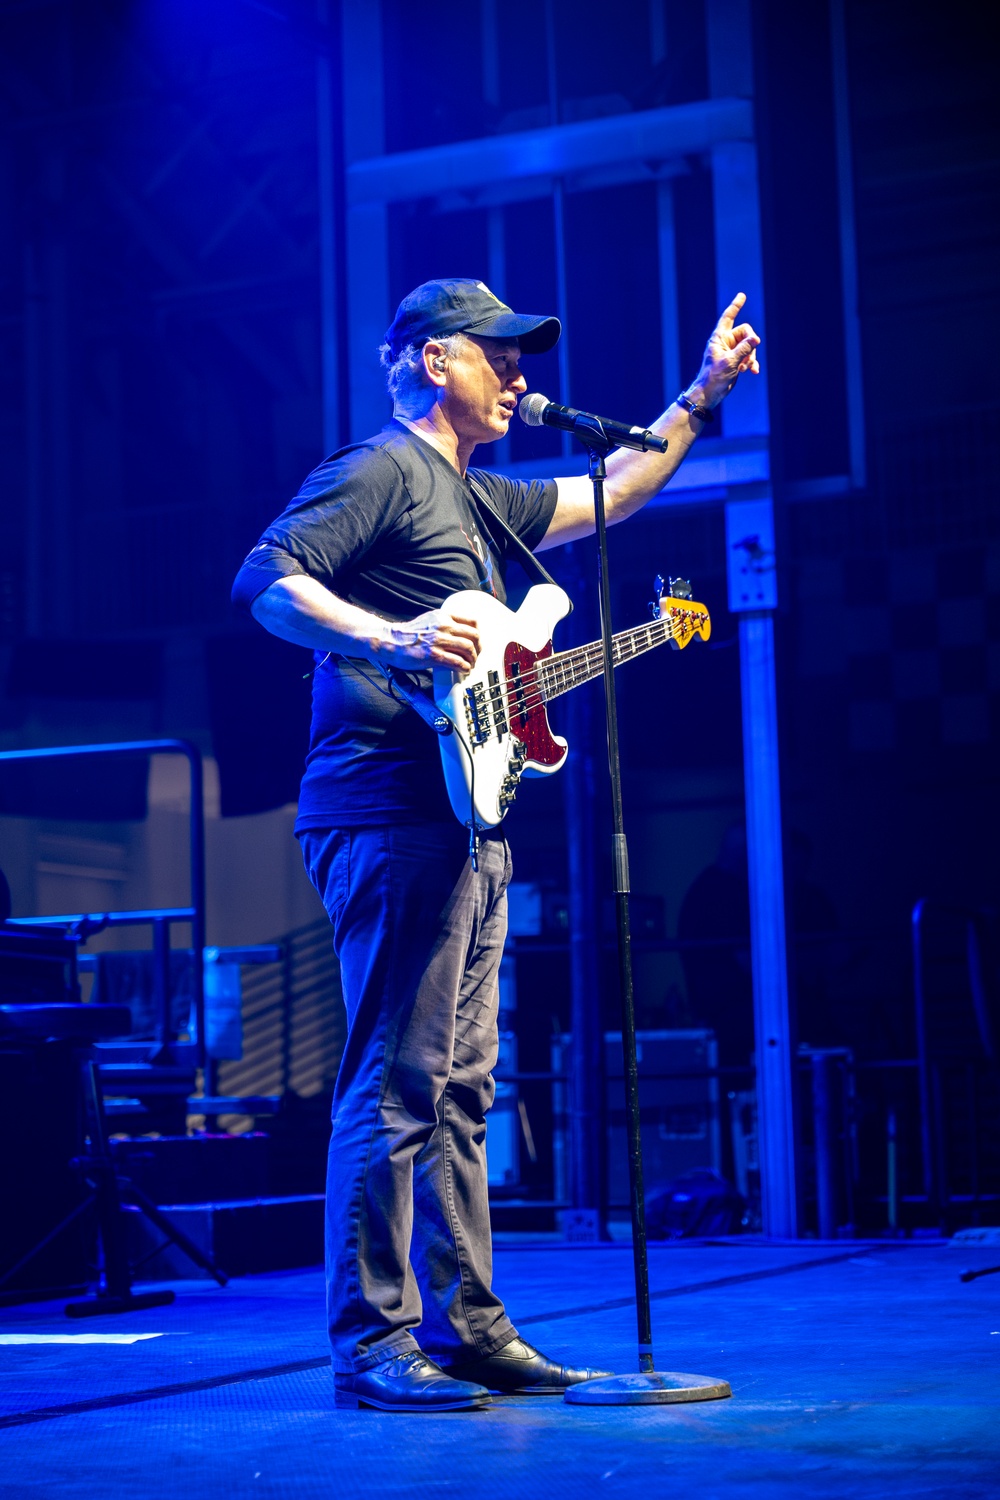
[
  {"left": 424, "top": 706, "right": 481, "bottom": 870},
  {"left": 372, "top": 654, "right": 484, "bottom": 868},
  {"left": 363, "top": 655, "right": 485, "bottom": 871},
  {"left": 306, "top": 653, "right": 485, "bottom": 868},
  {"left": 459, "top": 730, "right": 482, "bottom": 873}
]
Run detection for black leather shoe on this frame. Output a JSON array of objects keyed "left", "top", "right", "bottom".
[
  {"left": 445, "top": 1337, "right": 613, "bottom": 1394},
  {"left": 334, "top": 1350, "right": 491, "bottom": 1412}
]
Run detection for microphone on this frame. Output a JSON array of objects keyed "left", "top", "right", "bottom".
[{"left": 519, "top": 393, "right": 668, "bottom": 454}]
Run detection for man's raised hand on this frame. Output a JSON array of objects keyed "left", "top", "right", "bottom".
[
  {"left": 376, "top": 607, "right": 481, "bottom": 674},
  {"left": 696, "top": 292, "right": 761, "bottom": 406}
]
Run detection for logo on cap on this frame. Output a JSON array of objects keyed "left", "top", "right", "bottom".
[{"left": 474, "top": 282, "right": 509, "bottom": 310}]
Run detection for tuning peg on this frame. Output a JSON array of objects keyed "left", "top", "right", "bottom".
[
  {"left": 669, "top": 576, "right": 692, "bottom": 600},
  {"left": 649, "top": 573, "right": 665, "bottom": 618}
]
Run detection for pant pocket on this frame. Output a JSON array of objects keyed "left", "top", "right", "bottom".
[{"left": 301, "top": 828, "right": 351, "bottom": 927}]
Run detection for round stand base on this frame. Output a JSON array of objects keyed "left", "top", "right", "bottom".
[{"left": 564, "top": 1371, "right": 731, "bottom": 1406}]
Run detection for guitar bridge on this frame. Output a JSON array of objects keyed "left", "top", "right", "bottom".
[{"left": 464, "top": 683, "right": 490, "bottom": 746}]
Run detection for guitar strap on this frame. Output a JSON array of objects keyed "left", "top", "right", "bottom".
[
  {"left": 466, "top": 473, "right": 567, "bottom": 600},
  {"left": 375, "top": 473, "right": 566, "bottom": 740}
]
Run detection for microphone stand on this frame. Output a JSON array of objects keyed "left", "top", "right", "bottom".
[{"left": 562, "top": 413, "right": 730, "bottom": 1408}]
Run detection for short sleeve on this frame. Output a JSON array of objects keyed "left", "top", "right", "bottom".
[
  {"left": 467, "top": 469, "right": 558, "bottom": 553},
  {"left": 231, "top": 542, "right": 309, "bottom": 612},
  {"left": 260, "top": 446, "right": 410, "bottom": 586}
]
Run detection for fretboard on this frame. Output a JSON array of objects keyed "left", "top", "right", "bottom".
[{"left": 540, "top": 615, "right": 681, "bottom": 702}]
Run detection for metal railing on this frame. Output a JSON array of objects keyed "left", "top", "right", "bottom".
[
  {"left": 218, "top": 917, "right": 344, "bottom": 1104},
  {"left": 2, "top": 739, "right": 206, "bottom": 1067}
]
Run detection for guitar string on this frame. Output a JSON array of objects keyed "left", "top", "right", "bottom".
[
  {"left": 505, "top": 621, "right": 702, "bottom": 718},
  {"left": 528, "top": 614, "right": 706, "bottom": 701},
  {"left": 542, "top": 616, "right": 706, "bottom": 695},
  {"left": 492, "top": 612, "right": 708, "bottom": 722},
  {"left": 546, "top": 609, "right": 707, "bottom": 672}
]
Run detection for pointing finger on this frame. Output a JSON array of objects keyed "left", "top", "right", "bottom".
[{"left": 717, "top": 292, "right": 746, "bottom": 329}]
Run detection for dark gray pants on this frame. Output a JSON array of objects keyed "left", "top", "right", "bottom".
[{"left": 299, "top": 823, "right": 518, "bottom": 1374}]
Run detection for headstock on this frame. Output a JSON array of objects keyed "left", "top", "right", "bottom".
[{"left": 652, "top": 573, "right": 711, "bottom": 650}]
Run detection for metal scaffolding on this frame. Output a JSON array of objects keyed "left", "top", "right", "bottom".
[{"left": 334, "top": 0, "right": 797, "bottom": 1235}]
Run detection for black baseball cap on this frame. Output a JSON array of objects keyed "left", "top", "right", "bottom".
[{"left": 385, "top": 277, "right": 561, "bottom": 362}]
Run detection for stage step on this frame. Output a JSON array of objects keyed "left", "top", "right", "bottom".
[{"left": 111, "top": 1131, "right": 271, "bottom": 1204}]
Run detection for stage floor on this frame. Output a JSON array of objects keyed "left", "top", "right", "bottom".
[{"left": 1, "top": 1238, "right": 997, "bottom": 1498}]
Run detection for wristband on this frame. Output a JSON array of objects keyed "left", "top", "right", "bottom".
[{"left": 677, "top": 392, "right": 714, "bottom": 424}]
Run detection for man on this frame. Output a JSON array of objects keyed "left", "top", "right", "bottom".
[{"left": 233, "top": 277, "right": 759, "bottom": 1412}]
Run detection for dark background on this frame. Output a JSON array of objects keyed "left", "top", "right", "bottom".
[{"left": 0, "top": 1, "right": 998, "bottom": 1198}]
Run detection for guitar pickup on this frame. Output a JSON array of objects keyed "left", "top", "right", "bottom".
[
  {"left": 487, "top": 669, "right": 507, "bottom": 739},
  {"left": 507, "top": 659, "right": 528, "bottom": 724}
]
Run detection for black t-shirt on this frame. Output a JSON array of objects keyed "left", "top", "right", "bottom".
[{"left": 232, "top": 421, "right": 558, "bottom": 828}]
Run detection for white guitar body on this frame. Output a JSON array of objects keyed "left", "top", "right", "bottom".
[
  {"left": 433, "top": 584, "right": 573, "bottom": 828},
  {"left": 431, "top": 579, "right": 710, "bottom": 829}
]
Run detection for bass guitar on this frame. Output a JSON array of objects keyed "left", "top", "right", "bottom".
[{"left": 432, "top": 576, "right": 710, "bottom": 828}]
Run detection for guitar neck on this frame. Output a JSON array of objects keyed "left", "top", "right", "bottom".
[{"left": 540, "top": 615, "right": 677, "bottom": 702}]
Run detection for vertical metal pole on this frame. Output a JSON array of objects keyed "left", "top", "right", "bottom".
[
  {"left": 968, "top": 1062, "right": 980, "bottom": 1210},
  {"left": 887, "top": 1108, "right": 898, "bottom": 1230},
  {"left": 708, "top": 0, "right": 792, "bottom": 1237},
  {"left": 23, "top": 243, "right": 44, "bottom": 637},
  {"left": 589, "top": 441, "right": 653, "bottom": 1372},
  {"left": 551, "top": 185, "right": 572, "bottom": 464},
  {"left": 931, "top": 1067, "right": 947, "bottom": 1225},
  {"left": 85, "top": 1062, "right": 130, "bottom": 1301},
  {"left": 46, "top": 225, "right": 72, "bottom": 636},
  {"left": 705, "top": 0, "right": 770, "bottom": 443},
  {"left": 152, "top": 917, "right": 170, "bottom": 1052},
  {"left": 738, "top": 610, "right": 797, "bottom": 1237},
  {"left": 24, "top": 221, "right": 73, "bottom": 635},
  {"left": 912, "top": 900, "right": 935, "bottom": 1205},
  {"left": 812, "top": 1051, "right": 835, "bottom": 1239},
  {"left": 655, "top": 182, "right": 682, "bottom": 411},
  {"left": 727, "top": 498, "right": 795, "bottom": 1236},
  {"left": 186, "top": 743, "right": 207, "bottom": 1087},
  {"left": 316, "top": 0, "right": 340, "bottom": 456},
  {"left": 481, "top": 0, "right": 510, "bottom": 469},
  {"left": 565, "top": 546, "right": 604, "bottom": 1231},
  {"left": 650, "top": 2, "right": 681, "bottom": 410},
  {"left": 486, "top": 202, "right": 509, "bottom": 483},
  {"left": 829, "top": 0, "right": 866, "bottom": 488},
  {"left": 486, "top": 209, "right": 507, "bottom": 299},
  {"left": 342, "top": 0, "right": 390, "bottom": 441},
  {"left": 545, "top": 0, "right": 601, "bottom": 1224},
  {"left": 544, "top": 0, "right": 573, "bottom": 462}
]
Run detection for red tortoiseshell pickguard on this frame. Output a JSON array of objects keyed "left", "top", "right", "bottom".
[{"left": 503, "top": 639, "right": 566, "bottom": 768}]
